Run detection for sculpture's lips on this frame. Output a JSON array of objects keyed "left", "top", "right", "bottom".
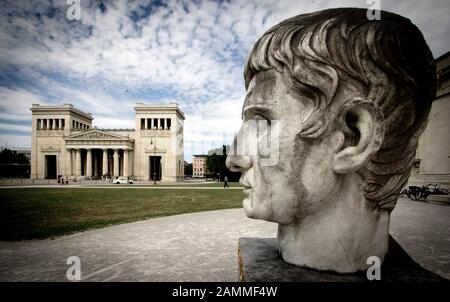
[
  {"left": 243, "top": 187, "right": 252, "bottom": 195},
  {"left": 240, "top": 181, "right": 252, "bottom": 195}
]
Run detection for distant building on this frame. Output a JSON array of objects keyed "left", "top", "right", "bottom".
[
  {"left": 192, "top": 155, "right": 208, "bottom": 178},
  {"left": 30, "top": 103, "right": 185, "bottom": 181},
  {"left": 410, "top": 51, "right": 450, "bottom": 187}
]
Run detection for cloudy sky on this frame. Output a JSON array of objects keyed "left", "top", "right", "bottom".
[{"left": 0, "top": 0, "right": 448, "bottom": 161}]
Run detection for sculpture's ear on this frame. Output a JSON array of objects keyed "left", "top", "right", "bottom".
[{"left": 333, "top": 98, "right": 384, "bottom": 174}]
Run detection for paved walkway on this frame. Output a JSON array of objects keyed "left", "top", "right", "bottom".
[
  {"left": 0, "top": 198, "right": 449, "bottom": 281},
  {"left": 0, "top": 209, "right": 276, "bottom": 281}
]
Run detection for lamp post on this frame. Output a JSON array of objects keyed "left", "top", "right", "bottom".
[
  {"left": 151, "top": 138, "right": 157, "bottom": 185},
  {"left": 153, "top": 146, "right": 156, "bottom": 185}
]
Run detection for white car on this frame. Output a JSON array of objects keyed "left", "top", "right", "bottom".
[{"left": 113, "top": 177, "right": 134, "bottom": 184}]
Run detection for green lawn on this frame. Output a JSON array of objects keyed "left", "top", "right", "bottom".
[{"left": 0, "top": 188, "right": 244, "bottom": 241}]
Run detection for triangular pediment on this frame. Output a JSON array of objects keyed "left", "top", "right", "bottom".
[{"left": 65, "top": 129, "right": 131, "bottom": 141}]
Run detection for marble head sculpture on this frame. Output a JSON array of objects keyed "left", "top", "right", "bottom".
[{"left": 226, "top": 8, "right": 436, "bottom": 273}]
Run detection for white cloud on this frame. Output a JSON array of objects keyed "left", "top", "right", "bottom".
[
  {"left": 0, "top": 86, "right": 49, "bottom": 116},
  {"left": 0, "top": 134, "right": 31, "bottom": 148},
  {"left": 0, "top": 123, "right": 31, "bottom": 132},
  {"left": 0, "top": 112, "right": 31, "bottom": 121},
  {"left": 93, "top": 116, "right": 135, "bottom": 129}
]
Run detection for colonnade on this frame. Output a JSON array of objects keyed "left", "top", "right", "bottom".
[{"left": 65, "top": 148, "right": 131, "bottom": 177}]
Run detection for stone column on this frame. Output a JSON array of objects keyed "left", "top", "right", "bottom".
[
  {"left": 71, "top": 149, "right": 75, "bottom": 175},
  {"left": 93, "top": 151, "right": 98, "bottom": 177},
  {"left": 66, "top": 149, "right": 72, "bottom": 176},
  {"left": 86, "top": 149, "right": 92, "bottom": 177},
  {"left": 113, "top": 149, "right": 119, "bottom": 177},
  {"left": 145, "top": 118, "right": 148, "bottom": 130},
  {"left": 75, "top": 149, "right": 81, "bottom": 176},
  {"left": 123, "top": 150, "right": 129, "bottom": 177},
  {"left": 128, "top": 150, "right": 133, "bottom": 176},
  {"left": 102, "top": 149, "right": 108, "bottom": 176}
]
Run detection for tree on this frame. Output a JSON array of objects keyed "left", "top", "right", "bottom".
[
  {"left": 184, "top": 162, "right": 192, "bottom": 177},
  {"left": 0, "top": 148, "right": 30, "bottom": 178},
  {"left": 206, "top": 145, "right": 240, "bottom": 181},
  {"left": 0, "top": 148, "right": 29, "bottom": 165}
]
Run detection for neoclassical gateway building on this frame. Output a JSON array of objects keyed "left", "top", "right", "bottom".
[{"left": 30, "top": 103, "right": 185, "bottom": 182}]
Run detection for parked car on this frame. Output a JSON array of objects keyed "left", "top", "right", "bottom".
[{"left": 113, "top": 177, "right": 134, "bottom": 184}]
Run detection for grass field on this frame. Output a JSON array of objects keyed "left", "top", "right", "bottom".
[
  {"left": 0, "top": 188, "right": 244, "bottom": 241},
  {"left": 81, "top": 181, "right": 242, "bottom": 187}
]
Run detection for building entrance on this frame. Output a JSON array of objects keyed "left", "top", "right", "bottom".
[
  {"left": 45, "top": 155, "right": 57, "bottom": 179},
  {"left": 149, "top": 156, "right": 162, "bottom": 181}
]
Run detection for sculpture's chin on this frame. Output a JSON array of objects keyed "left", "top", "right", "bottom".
[
  {"left": 243, "top": 197, "right": 264, "bottom": 220},
  {"left": 243, "top": 197, "right": 255, "bottom": 217},
  {"left": 243, "top": 195, "right": 293, "bottom": 224},
  {"left": 243, "top": 197, "right": 271, "bottom": 221}
]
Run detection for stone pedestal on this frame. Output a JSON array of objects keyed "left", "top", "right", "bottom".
[{"left": 238, "top": 237, "right": 447, "bottom": 282}]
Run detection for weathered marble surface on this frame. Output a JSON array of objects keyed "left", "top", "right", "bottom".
[{"left": 227, "top": 8, "right": 436, "bottom": 273}]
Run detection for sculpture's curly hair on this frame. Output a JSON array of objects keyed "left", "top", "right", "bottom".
[{"left": 244, "top": 8, "right": 436, "bottom": 211}]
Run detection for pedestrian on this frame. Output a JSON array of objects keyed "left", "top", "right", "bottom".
[{"left": 223, "top": 176, "right": 229, "bottom": 188}]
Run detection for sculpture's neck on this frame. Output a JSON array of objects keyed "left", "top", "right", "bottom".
[{"left": 277, "top": 175, "right": 391, "bottom": 273}]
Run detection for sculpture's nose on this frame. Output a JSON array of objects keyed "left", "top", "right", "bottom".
[
  {"left": 226, "top": 133, "right": 252, "bottom": 172},
  {"left": 226, "top": 153, "right": 252, "bottom": 172}
]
